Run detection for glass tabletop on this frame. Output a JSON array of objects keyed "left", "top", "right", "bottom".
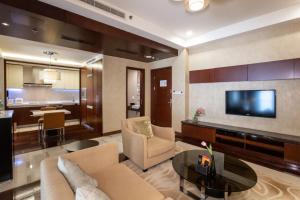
[{"left": 172, "top": 150, "right": 257, "bottom": 193}]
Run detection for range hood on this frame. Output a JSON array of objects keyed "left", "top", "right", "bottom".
[{"left": 23, "top": 67, "right": 54, "bottom": 87}]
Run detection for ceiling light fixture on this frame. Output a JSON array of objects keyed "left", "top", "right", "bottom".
[
  {"left": 1, "top": 22, "right": 10, "bottom": 27},
  {"left": 172, "top": 0, "right": 209, "bottom": 12},
  {"left": 186, "top": 30, "right": 193, "bottom": 37}
]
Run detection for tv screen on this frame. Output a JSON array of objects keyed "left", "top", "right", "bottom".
[{"left": 226, "top": 90, "right": 276, "bottom": 118}]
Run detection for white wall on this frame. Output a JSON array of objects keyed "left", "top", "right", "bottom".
[
  {"left": 102, "top": 55, "right": 150, "bottom": 133},
  {"left": 0, "top": 57, "right": 4, "bottom": 101},
  {"left": 188, "top": 19, "right": 300, "bottom": 136},
  {"left": 150, "top": 49, "right": 189, "bottom": 132}
]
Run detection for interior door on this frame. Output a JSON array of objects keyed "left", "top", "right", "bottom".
[{"left": 151, "top": 67, "right": 172, "bottom": 127}]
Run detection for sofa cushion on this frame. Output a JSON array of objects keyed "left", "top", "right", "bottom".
[
  {"left": 76, "top": 185, "right": 111, "bottom": 200},
  {"left": 57, "top": 157, "right": 98, "bottom": 192},
  {"left": 147, "top": 136, "right": 175, "bottom": 158},
  {"left": 93, "top": 164, "right": 164, "bottom": 200}
]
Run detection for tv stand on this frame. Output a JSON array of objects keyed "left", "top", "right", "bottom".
[{"left": 181, "top": 120, "right": 300, "bottom": 175}]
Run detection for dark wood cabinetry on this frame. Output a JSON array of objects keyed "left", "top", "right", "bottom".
[
  {"left": 190, "top": 58, "right": 300, "bottom": 84},
  {"left": 284, "top": 143, "right": 300, "bottom": 164},
  {"left": 294, "top": 59, "right": 300, "bottom": 78},
  {"left": 213, "top": 65, "right": 248, "bottom": 82},
  {"left": 182, "top": 123, "right": 215, "bottom": 143},
  {"left": 80, "top": 60, "right": 103, "bottom": 133},
  {"left": 189, "top": 69, "right": 214, "bottom": 83},
  {"left": 181, "top": 120, "right": 300, "bottom": 175},
  {"left": 10, "top": 104, "right": 80, "bottom": 126},
  {"left": 248, "top": 60, "right": 294, "bottom": 81},
  {"left": 0, "top": 111, "right": 13, "bottom": 182}
]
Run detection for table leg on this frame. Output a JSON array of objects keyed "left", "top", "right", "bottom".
[{"left": 224, "top": 192, "right": 229, "bottom": 200}]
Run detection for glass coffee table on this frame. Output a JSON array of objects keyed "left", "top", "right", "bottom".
[
  {"left": 172, "top": 150, "right": 257, "bottom": 200},
  {"left": 64, "top": 140, "right": 99, "bottom": 153}
]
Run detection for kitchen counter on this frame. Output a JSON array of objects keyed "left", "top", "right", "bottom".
[
  {"left": 0, "top": 110, "right": 14, "bottom": 119},
  {"left": 7, "top": 101, "right": 79, "bottom": 108}
]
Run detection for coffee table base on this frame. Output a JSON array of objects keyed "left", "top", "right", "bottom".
[{"left": 180, "top": 177, "right": 229, "bottom": 200}]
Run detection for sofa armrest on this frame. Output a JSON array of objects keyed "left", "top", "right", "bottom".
[
  {"left": 122, "top": 129, "right": 147, "bottom": 168},
  {"left": 62, "top": 143, "right": 119, "bottom": 175},
  {"left": 41, "top": 158, "right": 74, "bottom": 200},
  {"left": 152, "top": 125, "right": 175, "bottom": 142}
]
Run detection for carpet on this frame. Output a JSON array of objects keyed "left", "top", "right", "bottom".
[{"left": 123, "top": 141, "right": 300, "bottom": 200}]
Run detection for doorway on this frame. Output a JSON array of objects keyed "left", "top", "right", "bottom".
[
  {"left": 151, "top": 67, "right": 172, "bottom": 127},
  {"left": 126, "top": 67, "right": 145, "bottom": 118}
]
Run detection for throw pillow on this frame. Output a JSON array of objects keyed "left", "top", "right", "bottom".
[
  {"left": 76, "top": 185, "right": 111, "bottom": 200},
  {"left": 57, "top": 156, "right": 98, "bottom": 192},
  {"left": 134, "top": 120, "right": 154, "bottom": 138}
]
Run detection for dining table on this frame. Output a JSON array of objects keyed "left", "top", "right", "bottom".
[{"left": 31, "top": 109, "right": 71, "bottom": 117}]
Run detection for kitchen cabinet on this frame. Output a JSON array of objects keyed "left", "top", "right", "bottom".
[
  {"left": 53, "top": 70, "right": 80, "bottom": 90},
  {"left": 6, "top": 65, "right": 23, "bottom": 89}
]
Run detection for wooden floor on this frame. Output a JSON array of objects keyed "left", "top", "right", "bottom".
[{"left": 14, "top": 125, "right": 102, "bottom": 155}]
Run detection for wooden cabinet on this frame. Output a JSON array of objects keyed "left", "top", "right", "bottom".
[
  {"left": 213, "top": 65, "right": 248, "bottom": 82},
  {"left": 6, "top": 65, "right": 23, "bottom": 89},
  {"left": 294, "top": 59, "right": 300, "bottom": 79},
  {"left": 0, "top": 111, "right": 13, "bottom": 182},
  {"left": 248, "top": 60, "right": 294, "bottom": 81},
  {"left": 53, "top": 70, "right": 80, "bottom": 90},
  {"left": 182, "top": 123, "right": 216, "bottom": 143},
  {"left": 190, "top": 69, "right": 214, "bottom": 83},
  {"left": 81, "top": 60, "right": 102, "bottom": 133},
  {"left": 284, "top": 143, "right": 300, "bottom": 164}
]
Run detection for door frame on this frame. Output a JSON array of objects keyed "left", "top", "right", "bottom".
[
  {"left": 126, "top": 67, "right": 146, "bottom": 118},
  {"left": 151, "top": 66, "right": 172, "bottom": 126}
]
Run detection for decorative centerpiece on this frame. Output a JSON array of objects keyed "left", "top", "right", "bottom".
[
  {"left": 193, "top": 107, "right": 205, "bottom": 122},
  {"left": 195, "top": 141, "right": 216, "bottom": 177}
]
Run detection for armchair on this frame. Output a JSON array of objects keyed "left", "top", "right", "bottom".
[{"left": 121, "top": 116, "right": 175, "bottom": 171}]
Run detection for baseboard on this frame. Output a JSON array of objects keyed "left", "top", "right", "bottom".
[{"left": 103, "top": 130, "right": 121, "bottom": 136}]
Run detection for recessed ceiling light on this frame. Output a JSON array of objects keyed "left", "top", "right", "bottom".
[
  {"left": 1, "top": 22, "right": 10, "bottom": 27},
  {"left": 186, "top": 30, "right": 193, "bottom": 37}
]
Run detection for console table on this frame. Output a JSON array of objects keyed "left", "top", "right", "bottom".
[
  {"left": 0, "top": 110, "right": 14, "bottom": 182},
  {"left": 182, "top": 120, "right": 300, "bottom": 175}
]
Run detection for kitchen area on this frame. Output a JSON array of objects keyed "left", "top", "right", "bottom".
[{"left": 5, "top": 59, "right": 80, "bottom": 131}]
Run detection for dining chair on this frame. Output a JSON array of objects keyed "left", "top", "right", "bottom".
[
  {"left": 38, "top": 106, "right": 57, "bottom": 138},
  {"left": 41, "top": 112, "right": 65, "bottom": 147}
]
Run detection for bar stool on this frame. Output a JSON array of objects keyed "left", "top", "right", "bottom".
[{"left": 41, "top": 112, "right": 65, "bottom": 147}]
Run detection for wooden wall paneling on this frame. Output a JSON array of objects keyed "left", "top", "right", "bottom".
[
  {"left": 93, "top": 61, "right": 103, "bottom": 134},
  {"left": 248, "top": 60, "right": 294, "bottom": 81},
  {"left": 294, "top": 59, "right": 300, "bottom": 79},
  {"left": 213, "top": 65, "right": 248, "bottom": 82},
  {"left": 80, "top": 68, "right": 87, "bottom": 124},
  {"left": 190, "top": 69, "right": 214, "bottom": 83}
]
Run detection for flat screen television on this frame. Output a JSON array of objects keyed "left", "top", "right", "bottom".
[{"left": 226, "top": 90, "right": 276, "bottom": 118}]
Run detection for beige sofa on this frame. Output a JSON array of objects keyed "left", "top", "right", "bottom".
[
  {"left": 40, "top": 143, "right": 169, "bottom": 200},
  {"left": 122, "top": 116, "right": 175, "bottom": 171}
]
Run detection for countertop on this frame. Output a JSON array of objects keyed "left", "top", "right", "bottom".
[
  {"left": 0, "top": 110, "right": 14, "bottom": 119},
  {"left": 7, "top": 101, "right": 79, "bottom": 108},
  {"left": 182, "top": 120, "right": 300, "bottom": 144}
]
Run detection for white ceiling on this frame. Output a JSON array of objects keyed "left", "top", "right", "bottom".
[
  {"left": 0, "top": 35, "right": 99, "bottom": 67},
  {"left": 107, "top": 0, "right": 300, "bottom": 38},
  {"left": 40, "top": 0, "right": 300, "bottom": 48}
]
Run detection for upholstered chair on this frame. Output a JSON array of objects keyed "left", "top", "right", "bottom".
[{"left": 121, "top": 116, "right": 175, "bottom": 171}]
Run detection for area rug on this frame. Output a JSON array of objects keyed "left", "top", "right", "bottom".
[{"left": 123, "top": 141, "right": 300, "bottom": 200}]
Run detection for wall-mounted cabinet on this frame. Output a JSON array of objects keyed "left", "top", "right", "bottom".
[
  {"left": 248, "top": 60, "right": 294, "bottom": 81},
  {"left": 53, "top": 70, "right": 80, "bottom": 90},
  {"left": 214, "top": 65, "right": 248, "bottom": 82},
  {"left": 6, "top": 65, "right": 23, "bottom": 89},
  {"left": 190, "top": 58, "right": 300, "bottom": 84},
  {"left": 294, "top": 59, "right": 300, "bottom": 79},
  {"left": 189, "top": 69, "right": 214, "bottom": 83}
]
